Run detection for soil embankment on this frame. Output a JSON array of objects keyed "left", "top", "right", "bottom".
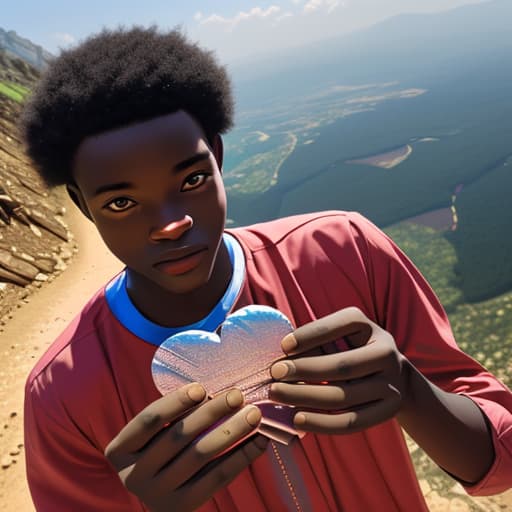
[{"left": 0, "top": 195, "right": 122, "bottom": 511}]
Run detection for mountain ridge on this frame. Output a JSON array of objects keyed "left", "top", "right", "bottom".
[
  {"left": 232, "top": 0, "right": 512, "bottom": 106},
  {"left": 0, "top": 28, "right": 53, "bottom": 70}
]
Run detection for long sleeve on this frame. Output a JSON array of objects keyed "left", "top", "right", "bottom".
[{"left": 348, "top": 212, "right": 512, "bottom": 495}]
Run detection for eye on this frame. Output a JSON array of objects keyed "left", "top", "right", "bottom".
[
  {"left": 181, "top": 172, "right": 211, "bottom": 191},
  {"left": 104, "top": 197, "right": 136, "bottom": 212}
]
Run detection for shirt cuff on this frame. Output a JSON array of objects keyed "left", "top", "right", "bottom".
[{"left": 460, "top": 394, "right": 512, "bottom": 496}]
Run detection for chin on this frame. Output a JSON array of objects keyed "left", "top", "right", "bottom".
[{"left": 152, "top": 266, "right": 213, "bottom": 295}]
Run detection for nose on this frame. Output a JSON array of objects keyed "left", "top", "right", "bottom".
[{"left": 150, "top": 214, "right": 193, "bottom": 241}]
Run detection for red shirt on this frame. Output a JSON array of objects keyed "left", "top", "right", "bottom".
[{"left": 25, "top": 212, "right": 512, "bottom": 511}]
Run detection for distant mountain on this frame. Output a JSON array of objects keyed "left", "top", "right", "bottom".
[
  {"left": 0, "top": 28, "right": 53, "bottom": 70},
  {"left": 231, "top": 0, "right": 511, "bottom": 108}
]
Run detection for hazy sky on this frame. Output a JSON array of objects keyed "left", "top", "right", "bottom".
[{"left": 4, "top": 0, "right": 488, "bottom": 63}]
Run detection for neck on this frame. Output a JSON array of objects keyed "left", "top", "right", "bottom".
[{"left": 125, "top": 242, "right": 232, "bottom": 327}]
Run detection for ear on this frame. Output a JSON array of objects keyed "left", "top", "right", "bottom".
[
  {"left": 211, "top": 134, "right": 224, "bottom": 173},
  {"left": 66, "top": 183, "right": 93, "bottom": 222}
]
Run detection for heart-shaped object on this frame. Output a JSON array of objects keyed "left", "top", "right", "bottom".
[{"left": 151, "top": 305, "right": 304, "bottom": 444}]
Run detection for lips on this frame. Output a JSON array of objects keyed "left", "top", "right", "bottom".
[{"left": 154, "top": 247, "right": 207, "bottom": 276}]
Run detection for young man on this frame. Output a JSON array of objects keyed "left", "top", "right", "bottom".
[{"left": 22, "top": 27, "right": 512, "bottom": 511}]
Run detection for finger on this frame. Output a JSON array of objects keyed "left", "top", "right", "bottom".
[
  {"left": 130, "top": 389, "right": 246, "bottom": 481},
  {"left": 175, "top": 435, "right": 269, "bottom": 511},
  {"left": 270, "top": 376, "right": 397, "bottom": 410},
  {"left": 281, "top": 307, "right": 374, "bottom": 355},
  {"left": 153, "top": 405, "right": 262, "bottom": 490},
  {"left": 271, "top": 332, "right": 396, "bottom": 382},
  {"left": 293, "top": 386, "right": 402, "bottom": 434},
  {"left": 105, "top": 383, "right": 206, "bottom": 469}
]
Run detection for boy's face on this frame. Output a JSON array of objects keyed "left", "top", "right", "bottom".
[{"left": 70, "top": 110, "right": 227, "bottom": 296}]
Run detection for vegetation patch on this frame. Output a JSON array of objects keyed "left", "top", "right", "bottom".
[
  {"left": 447, "top": 156, "right": 512, "bottom": 302},
  {"left": 224, "top": 133, "right": 295, "bottom": 195},
  {"left": 384, "top": 222, "right": 462, "bottom": 311},
  {"left": 384, "top": 220, "right": 512, "bottom": 388},
  {"left": 0, "top": 81, "right": 29, "bottom": 102}
]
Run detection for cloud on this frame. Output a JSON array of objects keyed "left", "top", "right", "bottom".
[
  {"left": 198, "top": 6, "right": 282, "bottom": 29},
  {"left": 303, "top": 0, "right": 342, "bottom": 14},
  {"left": 190, "top": 1, "right": 353, "bottom": 63},
  {"left": 276, "top": 11, "right": 294, "bottom": 22},
  {"left": 53, "top": 33, "right": 76, "bottom": 45}
]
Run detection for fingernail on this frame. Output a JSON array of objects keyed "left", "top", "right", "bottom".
[
  {"left": 294, "top": 413, "right": 306, "bottom": 426},
  {"left": 187, "top": 383, "right": 206, "bottom": 402},
  {"left": 281, "top": 333, "right": 298, "bottom": 353},
  {"left": 245, "top": 406, "right": 262, "bottom": 427},
  {"left": 271, "top": 361, "right": 292, "bottom": 380},
  {"left": 226, "top": 389, "right": 244, "bottom": 409}
]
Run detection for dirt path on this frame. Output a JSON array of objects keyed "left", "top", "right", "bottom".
[{"left": 0, "top": 196, "right": 122, "bottom": 511}]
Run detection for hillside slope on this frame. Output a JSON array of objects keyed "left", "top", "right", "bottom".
[{"left": 0, "top": 50, "right": 75, "bottom": 321}]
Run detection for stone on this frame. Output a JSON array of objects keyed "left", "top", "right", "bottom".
[
  {"left": 0, "top": 266, "right": 30, "bottom": 286},
  {"left": 29, "top": 223, "right": 42, "bottom": 237},
  {"left": 18, "top": 252, "right": 35, "bottom": 262},
  {"left": 449, "top": 482, "right": 467, "bottom": 495},
  {"left": 60, "top": 249, "right": 73, "bottom": 261},
  {"left": 26, "top": 208, "right": 68, "bottom": 241},
  {"left": 419, "top": 479, "right": 431, "bottom": 495},
  {"left": 0, "top": 249, "right": 40, "bottom": 279},
  {"left": 32, "top": 258, "right": 55, "bottom": 273},
  {"left": 448, "top": 498, "right": 470, "bottom": 511},
  {"left": 427, "top": 492, "right": 450, "bottom": 512},
  {"left": 54, "top": 261, "right": 67, "bottom": 272},
  {"left": 36, "top": 252, "right": 57, "bottom": 263}
]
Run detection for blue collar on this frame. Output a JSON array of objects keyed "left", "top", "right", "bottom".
[{"left": 104, "top": 233, "right": 246, "bottom": 346}]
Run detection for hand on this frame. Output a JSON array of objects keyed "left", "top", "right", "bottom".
[
  {"left": 104, "top": 384, "right": 268, "bottom": 512},
  {"left": 269, "top": 307, "right": 410, "bottom": 434}
]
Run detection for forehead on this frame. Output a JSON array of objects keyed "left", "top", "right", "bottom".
[{"left": 72, "top": 110, "right": 210, "bottom": 190}]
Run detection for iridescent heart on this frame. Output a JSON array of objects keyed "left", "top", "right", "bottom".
[{"left": 151, "top": 305, "right": 303, "bottom": 443}]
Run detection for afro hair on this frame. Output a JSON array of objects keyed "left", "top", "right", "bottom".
[{"left": 21, "top": 26, "right": 234, "bottom": 187}]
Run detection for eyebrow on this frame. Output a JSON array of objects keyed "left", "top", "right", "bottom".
[
  {"left": 93, "top": 182, "right": 133, "bottom": 197},
  {"left": 92, "top": 151, "right": 212, "bottom": 197},
  {"left": 173, "top": 151, "right": 211, "bottom": 173}
]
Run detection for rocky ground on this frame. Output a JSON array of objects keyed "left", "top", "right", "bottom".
[{"left": 0, "top": 53, "right": 72, "bottom": 321}]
